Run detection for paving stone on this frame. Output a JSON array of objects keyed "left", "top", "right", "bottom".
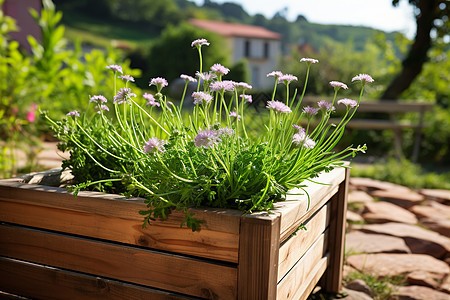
[
  {"left": 353, "top": 222, "right": 450, "bottom": 259},
  {"left": 406, "top": 270, "right": 442, "bottom": 289},
  {"left": 349, "top": 177, "right": 411, "bottom": 192},
  {"left": 341, "top": 287, "right": 373, "bottom": 300},
  {"left": 418, "top": 188, "right": 450, "bottom": 204},
  {"left": 346, "top": 231, "right": 411, "bottom": 254},
  {"left": 346, "top": 253, "right": 449, "bottom": 278},
  {"left": 348, "top": 190, "right": 374, "bottom": 203},
  {"left": 411, "top": 202, "right": 450, "bottom": 220},
  {"left": 421, "top": 218, "right": 450, "bottom": 238},
  {"left": 345, "top": 279, "right": 373, "bottom": 297},
  {"left": 370, "top": 189, "right": 424, "bottom": 209},
  {"left": 391, "top": 285, "right": 450, "bottom": 300},
  {"left": 441, "top": 274, "right": 450, "bottom": 294},
  {"left": 346, "top": 210, "right": 364, "bottom": 223},
  {"left": 362, "top": 202, "right": 418, "bottom": 225}
]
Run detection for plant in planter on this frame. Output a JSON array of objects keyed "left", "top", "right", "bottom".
[{"left": 43, "top": 39, "right": 370, "bottom": 230}]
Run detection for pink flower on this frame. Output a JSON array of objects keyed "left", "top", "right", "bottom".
[
  {"left": 317, "top": 101, "right": 335, "bottom": 112},
  {"left": 235, "top": 82, "right": 252, "bottom": 90},
  {"left": 302, "top": 106, "right": 319, "bottom": 116},
  {"left": 194, "top": 129, "right": 221, "bottom": 148},
  {"left": 337, "top": 98, "right": 358, "bottom": 108},
  {"left": 90, "top": 95, "right": 107, "bottom": 104},
  {"left": 240, "top": 94, "right": 252, "bottom": 103},
  {"left": 191, "top": 38, "right": 210, "bottom": 48},
  {"left": 211, "top": 63, "right": 230, "bottom": 76},
  {"left": 149, "top": 77, "right": 168, "bottom": 92},
  {"left": 106, "top": 65, "right": 123, "bottom": 74},
  {"left": 66, "top": 110, "right": 80, "bottom": 117},
  {"left": 300, "top": 58, "right": 319, "bottom": 64},
  {"left": 209, "top": 80, "right": 235, "bottom": 92},
  {"left": 266, "top": 100, "right": 292, "bottom": 114},
  {"left": 192, "top": 91, "right": 213, "bottom": 105},
  {"left": 278, "top": 74, "right": 298, "bottom": 84},
  {"left": 180, "top": 74, "right": 197, "bottom": 83},
  {"left": 267, "top": 71, "right": 283, "bottom": 79},
  {"left": 119, "top": 75, "right": 135, "bottom": 82},
  {"left": 352, "top": 73, "right": 374, "bottom": 83},
  {"left": 293, "top": 131, "right": 316, "bottom": 149},
  {"left": 196, "top": 71, "right": 217, "bottom": 82},
  {"left": 143, "top": 137, "right": 166, "bottom": 153},
  {"left": 143, "top": 93, "right": 160, "bottom": 107},
  {"left": 95, "top": 104, "right": 109, "bottom": 114},
  {"left": 26, "top": 111, "right": 35, "bottom": 123},
  {"left": 329, "top": 81, "right": 348, "bottom": 90},
  {"left": 218, "top": 127, "right": 234, "bottom": 137},
  {"left": 229, "top": 111, "right": 241, "bottom": 120},
  {"left": 114, "top": 88, "right": 136, "bottom": 104}
]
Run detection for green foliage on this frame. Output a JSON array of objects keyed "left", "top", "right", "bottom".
[
  {"left": 351, "top": 158, "right": 450, "bottom": 189},
  {"left": 344, "top": 271, "right": 406, "bottom": 300},
  {"left": 147, "top": 23, "right": 230, "bottom": 82}
]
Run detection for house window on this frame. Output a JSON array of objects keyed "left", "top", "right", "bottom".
[
  {"left": 244, "top": 40, "right": 251, "bottom": 57},
  {"left": 264, "top": 41, "right": 269, "bottom": 59}
]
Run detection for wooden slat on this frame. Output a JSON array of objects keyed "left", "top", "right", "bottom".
[
  {"left": 273, "top": 167, "right": 346, "bottom": 240},
  {"left": 277, "top": 231, "right": 329, "bottom": 299},
  {"left": 0, "top": 180, "right": 241, "bottom": 263},
  {"left": 0, "top": 224, "right": 237, "bottom": 299},
  {"left": 277, "top": 201, "right": 330, "bottom": 281},
  {"left": 0, "top": 256, "right": 194, "bottom": 300},
  {"left": 322, "top": 168, "right": 350, "bottom": 293},
  {"left": 237, "top": 213, "right": 280, "bottom": 300}
]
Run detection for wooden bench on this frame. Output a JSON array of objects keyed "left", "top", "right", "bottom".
[{"left": 300, "top": 97, "right": 434, "bottom": 161}]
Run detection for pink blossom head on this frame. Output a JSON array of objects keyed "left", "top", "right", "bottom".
[
  {"left": 192, "top": 91, "right": 213, "bottom": 105},
  {"left": 119, "top": 75, "right": 135, "bottom": 82},
  {"left": 293, "top": 131, "right": 316, "bottom": 149},
  {"left": 26, "top": 111, "right": 36, "bottom": 123},
  {"left": 191, "top": 38, "right": 210, "bottom": 48},
  {"left": 149, "top": 77, "right": 168, "bottom": 93},
  {"left": 209, "top": 80, "right": 235, "bottom": 92},
  {"left": 352, "top": 73, "right": 374, "bottom": 85},
  {"left": 180, "top": 74, "right": 197, "bottom": 83},
  {"left": 194, "top": 129, "right": 221, "bottom": 148},
  {"left": 113, "top": 88, "right": 136, "bottom": 104},
  {"left": 266, "top": 100, "right": 292, "bottom": 114},
  {"left": 240, "top": 94, "right": 252, "bottom": 103},
  {"left": 329, "top": 81, "right": 348, "bottom": 90},
  {"left": 317, "top": 101, "right": 335, "bottom": 112},
  {"left": 235, "top": 82, "right": 252, "bottom": 90},
  {"left": 143, "top": 137, "right": 166, "bottom": 153},
  {"left": 196, "top": 71, "right": 217, "bottom": 82},
  {"left": 300, "top": 58, "right": 319, "bottom": 65},
  {"left": 278, "top": 74, "right": 298, "bottom": 85},
  {"left": 267, "top": 71, "right": 283, "bottom": 78},
  {"left": 106, "top": 65, "right": 123, "bottom": 74},
  {"left": 143, "top": 93, "right": 160, "bottom": 107},
  {"left": 211, "top": 63, "right": 230, "bottom": 76},
  {"left": 90, "top": 95, "right": 108, "bottom": 104},
  {"left": 337, "top": 98, "right": 358, "bottom": 109},
  {"left": 229, "top": 111, "right": 241, "bottom": 120},
  {"left": 66, "top": 110, "right": 80, "bottom": 117},
  {"left": 302, "top": 106, "right": 319, "bottom": 117},
  {"left": 95, "top": 104, "right": 109, "bottom": 114}
]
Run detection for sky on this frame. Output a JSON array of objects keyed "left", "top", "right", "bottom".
[{"left": 193, "top": 0, "right": 417, "bottom": 39}]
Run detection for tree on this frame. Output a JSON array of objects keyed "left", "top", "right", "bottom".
[{"left": 382, "top": 0, "right": 449, "bottom": 99}]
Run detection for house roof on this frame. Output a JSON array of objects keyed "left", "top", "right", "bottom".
[{"left": 189, "top": 19, "right": 281, "bottom": 40}]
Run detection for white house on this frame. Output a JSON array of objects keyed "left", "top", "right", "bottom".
[{"left": 190, "top": 19, "right": 281, "bottom": 90}]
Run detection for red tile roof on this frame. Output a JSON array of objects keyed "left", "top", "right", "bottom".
[{"left": 189, "top": 19, "right": 281, "bottom": 40}]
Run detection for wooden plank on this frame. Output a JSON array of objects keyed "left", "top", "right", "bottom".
[
  {"left": 277, "top": 202, "right": 330, "bottom": 281},
  {"left": 322, "top": 168, "right": 349, "bottom": 293},
  {"left": 273, "top": 167, "right": 346, "bottom": 241},
  {"left": 0, "top": 180, "right": 241, "bottom": 263},
  {"left": 237, "top": 213, "right": 280, "bottom": 300},
  {"left": 277, "top": 231, "right": 329, "bottom": 300},
  {"left": 0, "top": 224, "right": 237, "bottom": 299},
  {"left": 0, "top": 256, "right": 195, "bottom": 300},
  {"left": 0, "top": 200, "right": 239, "bottom": 263}
]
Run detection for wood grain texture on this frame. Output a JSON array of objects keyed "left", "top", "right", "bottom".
[
  {"left": 277, "top": 201, "right": 330, "bottom": 281},
  {"left": 0, "top": 256, "right": 195, "bottom": 300},
  {"left": 237, "top": 213, "right": 280, "bottom": 300},
  {"left": 277, "top": 231, "right": 329, "bottom": 300},
  {"left": 274, "top": 167, "right": 346, "bottom": 241},
  {"left": 0, "top": 224, "right": 237, "bottom": 299},
  {"left": 322, "top": 168, "right": 350, "bottom": 293}
]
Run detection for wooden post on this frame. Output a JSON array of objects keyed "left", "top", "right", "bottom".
[
  {"left": 237, "top": 214, "right": 281, "bottom": 299},
  {"left": 322, "top": 168, "right": 349, "bottom": 293}
]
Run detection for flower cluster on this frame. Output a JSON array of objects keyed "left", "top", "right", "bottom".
[{"left": 53, "top": 38, "right": 371, "bottom": 230}]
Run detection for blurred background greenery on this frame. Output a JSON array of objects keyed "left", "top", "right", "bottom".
[{"left": 0, "top": 0, "right": 448, "bottom": 188}]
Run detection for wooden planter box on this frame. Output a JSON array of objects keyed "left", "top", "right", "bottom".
[{"left": 0, "top": 167, "right": 349, "bottom": 299}]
